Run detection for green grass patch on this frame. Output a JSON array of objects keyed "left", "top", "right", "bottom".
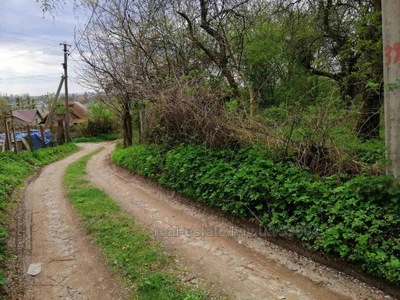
[
  {"left": 64, "top": 151, "right": 205, "bottom": 300},
  {"left": 0, "top": 143, "right": 79, "bottom": 294},
  {"left": 113, "top": 144, "right": 400, "bottom": 285},
  {"left": 72, "top": 133, "right": 120, "bottom": 143}
]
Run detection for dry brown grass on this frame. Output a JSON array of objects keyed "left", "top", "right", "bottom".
[{"left": 138, "top": 77, "right": 384, "bottom": 177}]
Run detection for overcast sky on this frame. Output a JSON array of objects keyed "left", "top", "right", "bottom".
[{"left": 0, "top": 0, "right": 91, "bottom": 96}]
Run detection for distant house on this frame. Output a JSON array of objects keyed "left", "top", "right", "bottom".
[
  {"left": 40, "top": 101, "right": 88, "bottom": 128},
  {"left": 67, "top": 101, "right": 88, "bottom": 124},
  {"left": 12, "top": 109, "right": 44, "bottom": 128}
]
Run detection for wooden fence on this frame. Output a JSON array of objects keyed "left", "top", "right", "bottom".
[{"left": 1, "top": 111, "right": 35, "bottom": 153}]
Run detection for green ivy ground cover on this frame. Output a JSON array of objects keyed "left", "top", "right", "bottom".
[
  {"left": 0, "top": 143, "right": 79, "bottom": 290},
  {"left": 113, "top": 144, "right": 400, "bottom": 285}
]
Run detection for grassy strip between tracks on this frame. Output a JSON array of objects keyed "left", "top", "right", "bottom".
[{"left": 64, "top": 150, "right": 205, "bottom": 300}]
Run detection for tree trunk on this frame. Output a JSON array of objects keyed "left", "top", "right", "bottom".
[
  {"left": 220, "top": 66, "right": 240, "bottom": 98},
  {"left": 139, "top": 109, "right": 144, "bottom": 144},
  {"left": 355, "top": 0, "right": 382, "bottom": 140},
  {"left": 339, "top": 76, "right": 358, "bottom": 108},
  {"left": 122, "top": 100, "right": 133, "bottom": 148},
  {"left": 356, "top": 87, "right": 382, "bottom": 140},
  {"left": 177, "top": 4, "right": 241, "bottom": 100}
]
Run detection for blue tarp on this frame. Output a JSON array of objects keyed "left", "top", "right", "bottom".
[{"left": 0, "top": 130, "right": 52, "bottom": 150}]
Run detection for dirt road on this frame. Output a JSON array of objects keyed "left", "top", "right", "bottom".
[
  {"left": 22, "top": 143, "right": 126, "bottom": 300},
  {"left": 86, "top": 143, "right": 393, "bottom": 300}
]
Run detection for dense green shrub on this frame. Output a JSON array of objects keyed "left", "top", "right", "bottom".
[
  {"left": 0, "top": 143, "right": 78, "bottom": 288},
  {"left": 72, "top": 133, "right": 120, "bottom": 143},
  {"left": 355, "top": 140, "right": 386, "bottom": 165},
  {"left": 81, "top": 102, "right": 115, "bottom": 136},
  {"left": 113, "top": 144, "right": 400, "bottom": 285},
  {"left": 113, "top": 144, "right": 164, "bottom": 178}
]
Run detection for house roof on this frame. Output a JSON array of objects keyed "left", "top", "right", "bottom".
[
  {"left": 12, "top": 109, "right": 42, "bottom": 124},
  {"left": 40, "top": 101, "right": 88, "bottom": 125},
  {"left": 67, "top": 101, "right": 87, "bottom": 120}
]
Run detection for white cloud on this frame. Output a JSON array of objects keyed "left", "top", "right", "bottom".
[{"left": 0, "top": 0, "right": 92, "bottom": 96}]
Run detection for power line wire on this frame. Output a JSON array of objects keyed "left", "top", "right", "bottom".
[
  {"left": 0, "top": 77, "right": 58, "bottom": 83},
  {"left": 0, "top": 70, "right": 42, "bottom": 75},
  {"left": 0, "top": 73, "right": 61, "bottom": 80},
  {"left": 0, "top": 29, "right": 60, "bottom": 44},
  {"left": 1, "top": 8, "right": 46, "bottom": 19},
  {"left": 0, "top": 34, "right": 55, "bottom": 46},
  {"left": 0, "top": 45, "right": 58, "bottom": 61},
  {"left": 0, "top": 71, "right": 59, "bottom": 77},
  {"left": 69, "top": 55, "right": 85, "bottom": 64}
]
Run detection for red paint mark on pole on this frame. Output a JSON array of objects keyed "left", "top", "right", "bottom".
[{"left": 385, "top": 42, "right": 400, "bottom": 66}]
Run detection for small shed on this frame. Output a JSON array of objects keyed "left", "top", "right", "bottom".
[{"left": 12, "top": 109, "right": 44, "bottom": 128}]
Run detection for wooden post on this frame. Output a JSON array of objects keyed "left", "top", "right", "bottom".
[
  {"left": 39, "top": 125, "right": 46, "bottom": 148},
  {"left": 26, "top": 125, "right": 34, "bottom": 151},
  {"left": 139, "top": 110, "right": 143, "bottom": 144},
  {"left": 20, "top": 138, "right": 30, "bottom": 151},
  {"left": 4, "top": 112, "right": 12, "bottom": 151},
  {"left": 11, "top": 115, "right": 18, "bottom": 154},
  {"left": 3, "top": 115, "right": 8, "bottom": 151}
]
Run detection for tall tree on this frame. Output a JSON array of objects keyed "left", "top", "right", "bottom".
[
  {"left": 176, "top": 0, "right": 258, "bottom": 116},
  {"left": 276, "top": 0, "right": 383, "bottom": 139},
  {"left": 75, "top": 0, "right": 200, "bottom": 146},
  {"left": 75, "top": 0, "right": 135, "bottom": 147}
]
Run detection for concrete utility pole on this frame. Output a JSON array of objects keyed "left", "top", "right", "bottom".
[
  {"left": 382, "top": 2, "right": 400, "bottom": 178},
  {"left": 60, "top": 42, "right": 71, "bottom": 142}
]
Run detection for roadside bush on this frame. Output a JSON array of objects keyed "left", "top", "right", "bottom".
[
  {"left": 354, "top": 140, "right": 386, "bottom": 165},
  {"left": 74, "top": 102, "right": 117, "bottom": 139},
  {"left": 0, "top": 143, "right": 78, "bottom": 289},
  {"left": 113, "top": 144, "right": 400, "bottom": 285},
  {"left": 72, "top": 133, "right": 120, "bottom": 143},
  {"left": 112, "top": 144, "right": 164, "bottom": 178}
]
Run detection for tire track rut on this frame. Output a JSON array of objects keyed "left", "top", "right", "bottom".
[{"left": 23, "top": 143, "right": 126, "bottom": 300}]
